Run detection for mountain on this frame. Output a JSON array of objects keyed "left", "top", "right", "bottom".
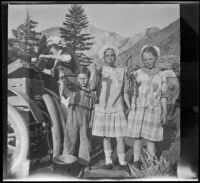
[
  {"left": 81, "top": 24, "right": 126, "bottom": 58},
  {"left": 43, "top": 24, "right": 127, "bottom": 57},
  {"left": 42, "top": 26, "right": 61, "bottom": 37},
  {"left": 42, "top": 19, "right": 180, "bottom": 69},
  {"left": 117, "top": 19, "right": 180, "bottom": 68},
  {"left": 42, "top": 24, "right": 160, "bottom": 59},
  {"left": 119, "top": 27, "right": 160, "bottom": 54}
]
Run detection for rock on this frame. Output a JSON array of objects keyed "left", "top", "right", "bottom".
[
  {"left": 40, "top": 155, "right": 51, "bottom": 163},
  {"left": 83, "top": 169, "right": 130, "bottom": 178}
]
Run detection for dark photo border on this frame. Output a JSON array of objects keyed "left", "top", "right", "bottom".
[
  {"left": 179, "top": 2, "right": 199, "bottom": 179},
  {"left": 2, "top": 1, "right": 199, "bottom": 180}
]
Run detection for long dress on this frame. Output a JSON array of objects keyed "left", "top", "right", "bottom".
[
  {"left": 92, "top": 66, "right": 129, "bottom": 137},
  {"left": 127, "top": 68, "right": 168, "bottom": 142}
]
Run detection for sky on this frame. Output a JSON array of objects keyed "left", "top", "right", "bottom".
[{"left": 8, "top": 3, "right": 179, "bottom": 38}]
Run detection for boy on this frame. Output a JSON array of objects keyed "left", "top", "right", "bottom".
[{"left": 62, "top": 67, "right": 95, "bottom": 164}]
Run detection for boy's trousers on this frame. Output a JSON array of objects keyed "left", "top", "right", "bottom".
[{"left": 63, "top": 106, "right": 91, "bottom": 163}]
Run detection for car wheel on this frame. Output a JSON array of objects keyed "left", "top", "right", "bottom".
[
  {"left": 7, "top": 104, "right": 30, "bottom": 178},
  {"left": 42, "top": 94, "right": 61, "bottom": 157}
]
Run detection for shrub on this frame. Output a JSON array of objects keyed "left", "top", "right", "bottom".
[{"left": 128, "top": 148, "right": 174, "bottom": 178}]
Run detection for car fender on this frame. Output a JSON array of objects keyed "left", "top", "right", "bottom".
[
  {"left": 44, "top": 88, "right": 60, "bottom": 101},
  {"left": 8, "top": 87, "right": 44, "bottom": 124}
]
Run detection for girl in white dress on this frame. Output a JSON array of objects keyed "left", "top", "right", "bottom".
[{"left": 90, "top": 45, "right": 131, "bottom": 170}]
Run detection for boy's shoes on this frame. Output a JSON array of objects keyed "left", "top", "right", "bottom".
[{"left": 99, "top": 163, "right": 114, "bottom": 170}]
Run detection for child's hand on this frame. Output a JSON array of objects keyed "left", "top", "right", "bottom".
[
  {"left": 125, "top": 107, "right": 131, "bottom": 116},
  {"left": 89, "top": 121, "right": 93, "bottom": 128},
  {"left": 31, "top": 57, "right": 37, "bottom": 63},
  {"left": 160, "top": 113, "right": 167, "bottom": 127},
  {"left": 89, "top": 63, "right": 99, "bottom": 72}
]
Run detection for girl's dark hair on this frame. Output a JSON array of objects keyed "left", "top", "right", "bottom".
[
  {"left": 78, "top": 66, "right": 90, "bottom": 78},
  {"left": 141, "top": 46, "right": 158, "bottom": 60}
]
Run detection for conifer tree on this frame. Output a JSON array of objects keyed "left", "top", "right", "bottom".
[
  {"left": 8, "top": 10, "right": 42, "bottom": 63},
  {"left": 60, "top": 4, "right": 94, "bottom": 65}
]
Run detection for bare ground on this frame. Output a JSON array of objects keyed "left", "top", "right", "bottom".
[{"left": 30, "top": 106, "right": 180, "bottom": 179}]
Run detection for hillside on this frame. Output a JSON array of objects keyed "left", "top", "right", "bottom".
[
  {"left": 42, "top": 25, "right": 160, "bottom": 59},
  {"left": 119, "top": 27, "right": 160, "bottom": 54},
  {"left": 81, "top": 24, "right": 126, "bottom": 58},
  {"left": 117, "top": 19, "right": 180, "bottom": 68},
  {"left": 43, "top": 24, "right": 126, "bottom": 57},
  {"left": 42, "top": 26, "right": 61, "bottom": 37},
  {"left": 42, "top": 19, "right": 180, "bottom": 70}
]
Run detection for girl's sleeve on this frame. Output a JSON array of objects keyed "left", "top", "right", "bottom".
[
  {"left": 161, "top": 72, "right": 169, "bottom": 99},
  {"left": 167, "top": 77, "right": 180, "bottom": 102},
  {"left": 89, "top": 67, "right": 101, "bottom": 91}
]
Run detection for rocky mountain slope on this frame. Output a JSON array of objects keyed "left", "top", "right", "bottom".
[
  {"left": 42, "top": 25, "right": 160, "bottom": 59},
  {"left": 117, "top": 19, "right": 180, "bottom": 67}
]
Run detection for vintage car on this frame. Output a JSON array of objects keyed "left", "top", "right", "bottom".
[
  {"left": 7, "top": 58, "right": 68, "bottom": 178},
  {"left": 7, "top": 57, "right": 107, "bottom": 179}
]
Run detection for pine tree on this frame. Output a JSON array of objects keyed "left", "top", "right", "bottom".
[
  {"left": 60, "top": 4, "right": 94, "bottom": 66},
  {"left": 8, "top": 10, "right": 42, "bottom": 64},
  {"left": 36, "top": 34, "right": 49, "bottom": 56}
]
